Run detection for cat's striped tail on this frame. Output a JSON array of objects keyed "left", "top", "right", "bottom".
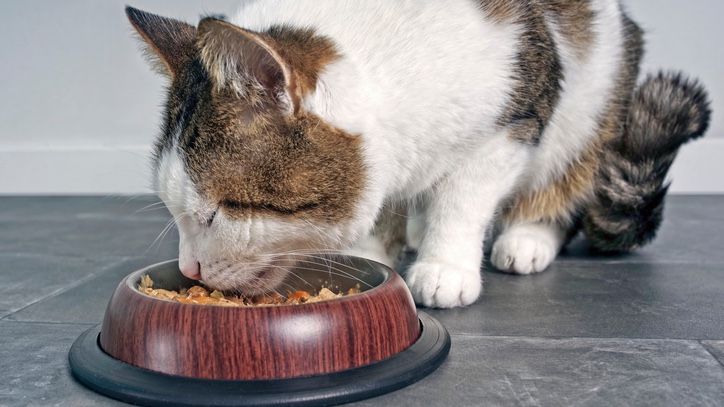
[{"left": 583, "top": 72, "right": 711, "bottom": 252}]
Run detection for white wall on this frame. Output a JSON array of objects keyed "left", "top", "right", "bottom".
[
  {"left": 0, "top": 0, "right": 721, "bottom": 194},
  {"left": 0, "top": 0, "right": 239, "bottom": 194}
]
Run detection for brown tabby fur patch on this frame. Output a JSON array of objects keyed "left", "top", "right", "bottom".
[
  {"left": 502, "top": 11, "right": 644, "bottom": 228},
  {"left": 479, "top": 0, "right": 563, "bottom": 145},
  {"left": 542, "top": 0, "right": 596, "bottom": 60},
  {"left": 264, "top": 25, "right": 341, "bottom": 98},
  {"left": 196, "top": 19, "right": 340, "bottom": 114},
  {"left": 158, "top": 23, "right": 363, "bottom": 224},
  {"left": 183, "top": 99, "right": 365, "bottom": 223},
  {"left": 503, "top": 142, "right": 601, "bottom": 226}
]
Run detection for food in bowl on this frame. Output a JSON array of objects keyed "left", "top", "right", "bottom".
[{"left": 138, "top": 274, "right": 360, "bottom": 307}]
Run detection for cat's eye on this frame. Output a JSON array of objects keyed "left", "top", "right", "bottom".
[
  {"left": 220, "top": 200, "right": 246, "bottom": 210},
  {"left": 205, "top": 209, "right": 217, "bottom": 227},
  {"left": 220, "top": 200, "right": 319, "bottom": 214}
]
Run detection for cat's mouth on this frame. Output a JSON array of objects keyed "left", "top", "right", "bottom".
[{"left": 198, "top": 258, "right": 290, "bottom": 295}]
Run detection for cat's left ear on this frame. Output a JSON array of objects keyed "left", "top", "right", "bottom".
[
  {"left": 197, "top": 18, "right": 299, "bottom": 115},
  {"left": 125, "top": 6, "right": 197, "bottom": 78}
]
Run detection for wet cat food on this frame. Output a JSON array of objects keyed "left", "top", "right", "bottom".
[{"left": 138, "top": 274, "right": 359, "bottom": 306}]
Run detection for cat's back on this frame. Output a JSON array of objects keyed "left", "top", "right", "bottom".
[
  {"left": 232, "top": 0, "right": 518, "bottom": 80},
  {"left": 232, "top": 0, "right": 519, "bottom": 136},
  {"left": 231, "top": 1, "right": 628, "bottom": 157},
  {"left": 232, "top": 0, "right": 508, "bottom": 60}
]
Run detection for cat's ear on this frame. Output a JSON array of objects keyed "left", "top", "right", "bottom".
[
  {"left": 125, "top": 6, "right": 197, "bottom": 78},
  {"left": 197, "top": 18, "right": 298, "bottom": 114}
]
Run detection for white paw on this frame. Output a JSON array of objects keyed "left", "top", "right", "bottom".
[
  {"left": 491, "top": 229, "right": 558, "bottom": 275},
  {"left": 404, "top": 261, "right": 481, "bottom": 308}
]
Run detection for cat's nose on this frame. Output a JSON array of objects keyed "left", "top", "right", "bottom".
[{"left": 180, "top": 261, "right": 202, "bottom": 280}]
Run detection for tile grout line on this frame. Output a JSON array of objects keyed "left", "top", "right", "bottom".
[
  {"left": 0, "top": 256, "right": 137, "bottom": 321},
  {"left": 0, "top": 252, "right": 130, "bottom": 262},
  {"left": 4, "top": 246, "right": 724, "bottom": 268},
  {"left": 0, "top": 273, "right": 100, "bottom": 320},
  {"left": 0, "top": 319, "right": 97, "bottom": 327},
  {"left": 447, "top": 332, "right": 724, "bottom": 342},
  {"left": 699, "top": 340, "right": 724, "bottom": 369}
]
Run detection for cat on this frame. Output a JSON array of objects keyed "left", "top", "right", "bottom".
[{"left": 126, "top": 0, "right": 710, "bottom": 308}]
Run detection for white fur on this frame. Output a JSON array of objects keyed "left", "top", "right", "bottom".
[
  {"left": 153, "top": 0, "right": 632, "bottom": 307},
  {"left": 405, "top": 137, "right": 530, "bottom": 307},
  {"left": 491, "top": 222, "right": 567, "bottom": 275},
  {"left": 405, "top": 204, "right": 426, "bottom": 251}
]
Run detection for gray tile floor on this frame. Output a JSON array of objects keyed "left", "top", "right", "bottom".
[{"left": 1, "top": 196, "right": 723, "bottom": 406}]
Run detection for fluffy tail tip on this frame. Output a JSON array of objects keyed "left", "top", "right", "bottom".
[
  {"left": 624, "top": 71, "right": 711, "bottom": 158},
  {"left": 583, "top": 71, "right": 711, "bottom": 253}
]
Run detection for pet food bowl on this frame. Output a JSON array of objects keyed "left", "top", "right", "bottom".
[{"left": 69, "top": 255, "right": 450, "bottom": 406}]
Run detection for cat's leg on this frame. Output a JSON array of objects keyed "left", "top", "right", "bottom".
[
  {"left": 491, "top": 143, "right": 601, "bottom": 274},
  {"left": 346, "top": 203, "right": 407, "bottom": 269},
  {"left": 491, "top": 221, "right": 568, "bottom": 274},
  {"left": 405, "top": 200, "right": 426, "bottom": 251},
  {"left": 405, "top": 138, "right": 529, "bottom": 308}
]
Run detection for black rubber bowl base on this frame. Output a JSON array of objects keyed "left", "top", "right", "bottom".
[{"left": 69, "top": 312, "right": 450, "bottom": 407}]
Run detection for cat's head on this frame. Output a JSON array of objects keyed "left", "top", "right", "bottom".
[{"left": 126, "top": 7, "right": 372, "bottom": 293}]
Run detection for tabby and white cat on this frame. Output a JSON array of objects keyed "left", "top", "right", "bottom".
[{"left": 127, "top": 0, "right": 709, "bottom": 308}]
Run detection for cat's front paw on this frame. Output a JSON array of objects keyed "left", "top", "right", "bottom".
[
  {"left": 404, "top": 261, "right": 481, "bottom": 308},
  {"left": 491, "top": 228, "right": 558, "bottom": 275}
]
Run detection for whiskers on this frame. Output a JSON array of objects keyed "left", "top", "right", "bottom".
[
  {"left": 145, "top": 210, "right": 187, "bottom": 253},
  {"left": 255, "top": 250, "right": 374, "bottom": 289},
  {"left": 200, "top": 249, "right": 375, "bottom": 297},
  {"left": 133, "top": 200, "right": 168, "bottom": 214}
]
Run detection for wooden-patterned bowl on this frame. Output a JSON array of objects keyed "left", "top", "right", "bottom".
[{"left": 99, "top": 256, "right": 421, "bottom": 380}]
